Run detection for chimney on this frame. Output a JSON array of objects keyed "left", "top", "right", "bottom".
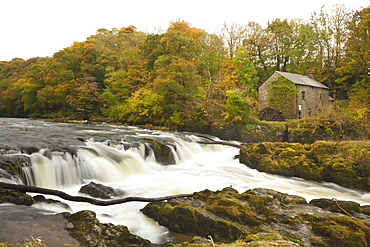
[{"left": 306, "top": 72, "right": 314, "bottom": 79}]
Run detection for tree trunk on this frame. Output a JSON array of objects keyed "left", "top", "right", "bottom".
[{"left": 0, "top": 182, "right": 193, "bottom": 206}]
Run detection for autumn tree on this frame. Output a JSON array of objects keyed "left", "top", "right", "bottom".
[
  {"left": 96, "top": 27, "right": 149, "bottom": 118},
  {"left": 336, "top": 7, "right": 370, "bottom": 118},
  {"left": 0, "top": 58, "right": 33, "bottom": 116}
]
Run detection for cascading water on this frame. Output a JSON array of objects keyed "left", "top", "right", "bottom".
[{"left": 1, "top": 118, "right": 370, "bottom": 244}]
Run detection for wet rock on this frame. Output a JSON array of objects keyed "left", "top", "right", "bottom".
[
  {"left": 65, "top": 210, "right": 151, "bottom": 246},
  {"left": 0, "top": 204, "right": 79, "bottom": 246},
  {"left": 0, "top": 144, "right": 22, "bottom": 155},
  {"left": 145, "top": 140, "right": 176, "bottom": 165},
  {"left": 0, "top": 154, "right": 31, "bottom": 183},
  {"left": 142, "top": 187, "right": 370, "bottom": 246},
  {"left": 33, "top": 194, "right": 71, "bottom": 210},
  {"left": 41, "top": 144, "right": 78, "bottom": 158},
  {"left": 79, "top": 181, "right": 119, "bottom": 199},
  {"left": 16, "top": 144, "right": 41, "bottom": 154}
]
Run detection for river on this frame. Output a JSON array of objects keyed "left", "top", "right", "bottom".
[{"left": 0, "top": 118, "right": 369, "bottom": 244}]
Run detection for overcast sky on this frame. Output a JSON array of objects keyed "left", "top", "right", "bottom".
[{"left": 1, "top": 0, "right": 369, "bottom": 61}]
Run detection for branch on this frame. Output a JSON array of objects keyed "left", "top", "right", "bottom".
[
  {"left": 0, "top": 182, "right": 193, "bottom": 206},
  {"left": 195, "top": 134, "right": 245, "bottom": 148}
]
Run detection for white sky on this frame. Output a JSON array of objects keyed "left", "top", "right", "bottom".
[{"left": 1, "top": 0, "right": 369, "bottom": 61}]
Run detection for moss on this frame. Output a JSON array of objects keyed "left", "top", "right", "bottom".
[
  {"left": 244, "top": 232, "right": 300, "bottom": 246},
  {"left": 65, "top": 210, "right": 151, "bottom": 246},
  {"left": 0, "top": 188, "right": 34, "bottom": 206},
  {"left": 239, "top": 141, "right": 370, "bottom": 191},
  {"left": 311, "top": 216, "right": 370, "bottom": 247}
]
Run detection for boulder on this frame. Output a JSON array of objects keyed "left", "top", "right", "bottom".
[
  {"left": 65, "top": 210, "right": 151, "bottom": 246},
  {"left": 79, "top": 181, "right": 119, "bottom": 199},
  {"left": 0, "top": 154, "right": 31, "bottom": 183},
  {"left": 145, "top": 140, "right": 176, "bottom": 165},
  {"left": 0, "top": 187, "right": 34, "bottom": 206},
  {"left": 142, "top": 187, "right": 370, "bottom": 246}
]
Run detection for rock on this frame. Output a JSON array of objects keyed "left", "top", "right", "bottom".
[
  {"left": 145, "top": 140, "right": 176, "bottom": 165},
  {"left": 0, "top": 154, "right": 31, "bottom": 183},
  {"left": 0, "top": 204, "right": 79, "bottom": 246},
  {"left": 79, "top": 181, "right": 119, "bottom": 199},
  {"left": 0, "top": 204, "right": 150, "bottom": 247},
  {"left": 239, "top": 141, "right": 370, "bottom": 192},
  {"left": 0, "top": 187, "right": 34, "bottom": 206},
  {"left": 65, "top": 210, "right": 151, "bottom": 246},
  {"left": 142, "top": 187, "right": 370, "bottom": 246},
  {"left": 245, "top": 232, "right": 300, "bottom": 246},
  {"left": 310, "top": 198, "right": 362, "bottom": 214}
]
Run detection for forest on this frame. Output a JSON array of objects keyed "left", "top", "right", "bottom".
[{"left": 0, "top": 5, "right": 369, "bottom": 132}]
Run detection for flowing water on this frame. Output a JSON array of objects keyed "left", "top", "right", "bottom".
[{"left": 0, "top": 118, "right": 370, "bottom": 244}]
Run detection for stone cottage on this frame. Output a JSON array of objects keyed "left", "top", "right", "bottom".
[{"left": 258, "top": 71, "right": 332, "bottom": 120}]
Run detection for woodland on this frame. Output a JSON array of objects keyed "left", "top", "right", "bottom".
[{"left": 0, "top": 5, "right": 369, "bottom": 132}]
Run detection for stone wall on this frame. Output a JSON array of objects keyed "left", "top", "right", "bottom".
[
  {"left": 297, "top": 85, "right": 330, "bottom": 118},
  {"left": 258, "top": 72, "right": 331, "bottom": 119}
]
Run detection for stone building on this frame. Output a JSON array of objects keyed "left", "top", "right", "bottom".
[{"left": 258, "top": 71, "right": 332, "bottom": 120}]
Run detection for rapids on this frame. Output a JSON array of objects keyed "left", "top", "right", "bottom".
[{"left": 0, "top": 118, "right": 370, "bottom": 244}]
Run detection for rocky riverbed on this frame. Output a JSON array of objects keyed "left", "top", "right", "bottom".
[{"left": 1, "top": 183, "right": 370, "bottom": 246}]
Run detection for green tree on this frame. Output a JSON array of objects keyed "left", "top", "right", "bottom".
[
  {"left": 152, "top": 55, "right": 204, "bottom": 128},
  {"left": 266, "top": 18, "right": 296, "bottom": 72},
  {"left": 232, "top": 46, "right": 259, "bottom": 96},
  {"left": 243, "top": 21, "right": 272, "bottom": 81},
  {"left": 310, "top": 4, "right": 353, "bottom": 98}
]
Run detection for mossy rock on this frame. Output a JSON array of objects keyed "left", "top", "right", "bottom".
[
  {"left": 310, "top": 216, "right": 370, "bottom": 247},
  {"left": 142, "top": 187, "right": 252, "bottom": 241},
  {"left": 245, "top": 232, "right": 300, "bottom": 246},
  {"left": 310, "top": 198, "right": 362, "bottom": 214},
  {"left": 65, "top": 210, "right": 151, "bottom": 246},
  {"left": 0, "top": 187, "right": 34, "bottom": 206},
  {"left": 143, "top": 187, "right": 370, "bottom": 246},
  {"left": 239, "top": 141, "right": 370, "bottom": 191},
  {"left": 0, "top": 155, "right": 31, "bottom": 182}
]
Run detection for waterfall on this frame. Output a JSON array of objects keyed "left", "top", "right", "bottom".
[{"left": 1, "top": 118, "right": 370, "bottom": 244}]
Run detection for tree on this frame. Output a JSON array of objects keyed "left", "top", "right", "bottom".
[
  {"left": 67, "top": 75, "right": 102, "bottom": 119},
  {"left": 152, "top": 55, "right": 204, "bottom": 128},
  {"left": 336, "top": 7, "right": 370, "bottom": 118},
  {"left": 221, "top": 21, "right": 246, "bottom": 58},
  {"left": 222, "top": 89, "right": 258, "bottom": 136},
  {"left": 232, "top": 46, "right": 259, "bottom": 96},
  {"left": 243, "top": 21, "right": 272, "bottom": 81},
  {"left": 310, "top": 4, "right": 353, "bottom": 97},
  {"left": 0, "top": 58, "right": 33, "bottom": 116},
  {"left": 266, "top": 18, "right": 296, "bottom": 72}
]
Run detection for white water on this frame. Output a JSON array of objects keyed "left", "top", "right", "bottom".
[{"left": 1, "top": 119, "right": 370, "bottom": 244}]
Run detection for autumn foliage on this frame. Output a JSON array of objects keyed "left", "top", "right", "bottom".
[{"left": 0, "top": 5, "right": 369, "bottom": 131}]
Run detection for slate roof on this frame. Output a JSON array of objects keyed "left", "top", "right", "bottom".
[{"left": 276, "top": 71, "right": 329, "bottom": 89}]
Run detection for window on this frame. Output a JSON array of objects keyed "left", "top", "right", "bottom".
[{"left": 301, "top": 91, "right": 305, "bottom": 100}]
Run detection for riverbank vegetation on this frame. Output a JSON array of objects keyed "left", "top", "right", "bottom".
[{"left": 0, "top": 5, "right": 369, "bottom": 135}]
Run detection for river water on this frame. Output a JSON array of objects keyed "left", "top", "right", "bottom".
[{"left": 0, "top": 118, "right": 369, "bottom": 244}]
